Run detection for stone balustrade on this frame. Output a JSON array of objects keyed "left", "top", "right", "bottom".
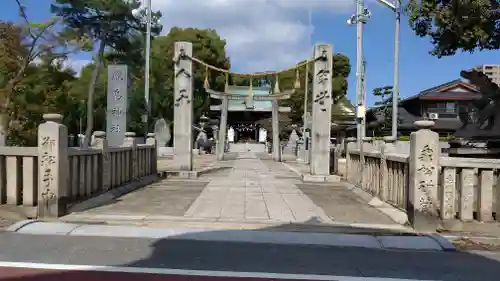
[
  {"left": 347, "top": 143, "right": 409, "bottom": 210},
  {"left": 345, "top": 121, "right": 500, "bottom": 232},
  {"left": 0, "top": 114, "right": 157, "bottom": 219}
]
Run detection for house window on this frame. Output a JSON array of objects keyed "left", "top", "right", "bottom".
[{"left": 426, "top": 102, "right": 457, "bottom": 117}]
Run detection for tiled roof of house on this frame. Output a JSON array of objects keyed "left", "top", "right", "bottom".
[{"left": 399, "top": 79, "right": 479, "bottom": 103}]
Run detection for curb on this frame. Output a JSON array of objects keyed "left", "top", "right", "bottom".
[
  {"left": 343, "top": 182, "right": 409, "bottom": 226},
  {"left": 428, "top": 234, "right": 457, "bottom": 252},
  {"left": 158, "top": 165, "right": 232, "bottom": 179},
  {"left": 6, "top": 221, "right": 453, "bottom": 251},
  {"left": 5, "top": 219, "right": 38, "bottom": 232},
  {"left": 67, "top": 174, "right": 158, "bottom": 214}
]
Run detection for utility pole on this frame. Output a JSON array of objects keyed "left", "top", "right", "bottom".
[
  {"left": 360, "top": 58, "right": 367, "bottom": 139},
  {"left": 391, "top": 0, "right": 401, "bottom": 140},
  {"left": 348, "top": 0, "right": 370, "bottom": 146},
  {"left": 143, "top": 0, "right": 152, "bottom": 132},
  {"left": 302, "top": 7, "right": 312, "bottom": 137},
  {"left": 355, "top": 0, "right": 364, "bottom": 147}
]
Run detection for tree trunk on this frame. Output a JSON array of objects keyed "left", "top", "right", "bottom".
[
  {"left": 83, "top": 38, "right": 106, "bottom": 148},
  {"left": 0, "top": 113, "right": 8, "bottom": 146}
]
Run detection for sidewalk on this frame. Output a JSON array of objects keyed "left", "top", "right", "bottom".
[{"left": 6, "top": 220, "right": 453, "bottom": 251}]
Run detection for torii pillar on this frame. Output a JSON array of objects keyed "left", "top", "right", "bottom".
[{"left": 207, "top": 88, "right": 291, "bottom": 161}]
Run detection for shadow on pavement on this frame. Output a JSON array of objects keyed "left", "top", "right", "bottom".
[{"left": 2, "top": 218, "right": 500, "bottom": 280}]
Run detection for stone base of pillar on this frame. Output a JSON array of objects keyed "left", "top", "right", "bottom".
[
  {"left": 158, "top": 147, "right": 174, "bottom": 157},
  {"left": 408, "top": 210, "right": 440, "bottom": 234},
  {"left": 301, "top": 174, "right": 340, "bottom": 183},
  {"left": 303, "top": 148, "right": 310, "bottom": 164}
]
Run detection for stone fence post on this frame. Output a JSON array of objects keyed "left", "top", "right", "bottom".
[
  {"left": 408, "top": 120, "right": 440, "bottom": 232},
  {"left": 344, "top": 137, "right": 356, "bottom": 181},
  {"left": 146, "top": 133, "right": 157, "bottom": 174},
  {"left": 123, "top": 132, "right": 138, "bottom": 180},
  {"left": 360, "top": 137, "right": 373, "bottom": 190},
  {"left": 379, "top": 136, "right": 396, "bottom": 201},
  {"left": 37, "top": 113, "right": 68, "bottom": 219},
  {"left": 91, "top": 131, "right": 110, "bottom": 192}
]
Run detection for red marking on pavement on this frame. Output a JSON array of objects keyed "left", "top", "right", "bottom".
[{"left": 0, "top": 267, "right": 309, "bottom": 281}]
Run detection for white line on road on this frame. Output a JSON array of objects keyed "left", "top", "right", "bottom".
[{"left": 0, "top": 261, "right": 437, "bottom": 281}]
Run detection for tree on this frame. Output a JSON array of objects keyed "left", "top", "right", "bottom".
[
  {"left": 406, "top": 0, "right": 500, "bottom": 57},
  {"left": 459, "top": 69, "right": 500, "bottom": 129},
  {"left": 51, "top": 0, "right": 162, "bottom": 146},
  {"left": 8, "top": 58, "right": 79, "bottom": 146},
  {"left": 149, "top": 27, "right": 230, "bottom": 124},
  {"left": 278, "top": 53, "right": 352, "bottom": 124},
  {"left": 0, "top": 1, "right": 85, "bottom": 145},
  {"left": 371, "top": 85, "right": 401, "bottom": 135}
]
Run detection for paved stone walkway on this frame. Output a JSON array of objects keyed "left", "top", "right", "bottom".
[
  {"left": 63, "top": 152, "right": 396, "bottom": 229},
  {"left": 184, "top": 152, "right": 331, "bottom": 223}
]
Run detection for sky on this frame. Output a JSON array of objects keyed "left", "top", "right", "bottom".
[{"left": 2, "top": 0, "right": 497, "bottom": 106}]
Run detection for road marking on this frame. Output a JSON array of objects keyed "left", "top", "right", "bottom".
[{"left": 0, "top": 261, "right": 436, "bottom": 281}]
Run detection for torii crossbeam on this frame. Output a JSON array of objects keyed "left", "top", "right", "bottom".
[{"left": 206, "top": 88, "right": 292, "bottom": 161}]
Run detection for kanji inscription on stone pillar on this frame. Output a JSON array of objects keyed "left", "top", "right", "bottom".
[
  {"left": 173, "top": 42, "right": 193, "bottom": 170},
  {"left": 106, "top": 64, "right": 128, "bottom": 147},
  {"left": 310, "top": 44, "right": 333, "bottom": 176}
]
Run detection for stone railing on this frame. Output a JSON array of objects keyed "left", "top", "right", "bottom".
[
  {"left": 347, "top": 142, "right": 409, "bottom": 210},
  {"left": 438, "top": 157, "right": 500, "bottom": 223},
  {"left": 0, "top": 114, "right": 157, "bottom": 219},
  {"left": 345, "top": 120, "right": 500, "bottom": 232}
]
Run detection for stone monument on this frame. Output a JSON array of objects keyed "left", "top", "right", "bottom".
[
  {"left": 283, "top": 127, "right": 299, "bottom": 155},
  {"left": 106, "top": 64, "right": 128, "bottom": 147},
  {"left": 37, "top": 114, "right": 68, "bottom": 218},
  {"left": 310, "top": 44, "right": 334, "bottom": 177},
  {"left": 173, "top": 42, "right": 194, "bottom": 170},
  {"left": 154, "top": 118, "right": 172, "bottom": 157}
]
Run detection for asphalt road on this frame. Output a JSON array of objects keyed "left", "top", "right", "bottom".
[{"left": 0, "top": 232, "right": 500, "bottom": 281}]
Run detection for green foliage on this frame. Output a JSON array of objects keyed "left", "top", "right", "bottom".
[
  {"left": 52, "top": 0, "right": 163, "bottom": 144},
  {"left": 459, "top": 69, "right": 500, "bottom": 128},
  {"left": 371, "top": 85, "right": 401, "bottom": 134},
  {"left": 8, "top": 59, "right": 80, "bottom": 146},
  {"left": 149, "top": 27, "right": 230, "bottom": 124},
  {"left": 406, "top": 0, "right": 500, "bottom": 57},
  {"left": 278, "top": 53, "right": 353, "bottom": 124},
  {"left": 0, "top": 17, "right": 84, "bottom": 110},
  {"left": 51, "top": 0, "right": 162, "bottom": 50}
]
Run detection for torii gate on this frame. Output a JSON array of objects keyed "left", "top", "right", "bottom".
[{"left": 206, "top": 87, "right": 292, "bottom": 161}]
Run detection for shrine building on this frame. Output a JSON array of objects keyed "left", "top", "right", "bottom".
[{"left": 209, "top": 84, "right": 276, "bottom": 144}]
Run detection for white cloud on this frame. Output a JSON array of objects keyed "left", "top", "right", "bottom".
[
  {"left": 63, "top": 59, "right": 91, "bottom": 76},
  {"left": 149, "top": 0, "right": 355, "bottom": 72},
  {"left": 30, "top": 57, "right": 90, "bottom": 76}
]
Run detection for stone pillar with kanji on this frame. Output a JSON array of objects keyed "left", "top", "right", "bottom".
[
  {"left": 37, "top": 113, "right": 69, "bottom": 218},
  {"left": 310, "top": 44, "right": 333, "bottom": 176},
  {"left": 408, "top": 120, "right": 440, "bottom": 232},
  {"left": 173, "top": 42, "right": 194, "bottom": 170}
]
